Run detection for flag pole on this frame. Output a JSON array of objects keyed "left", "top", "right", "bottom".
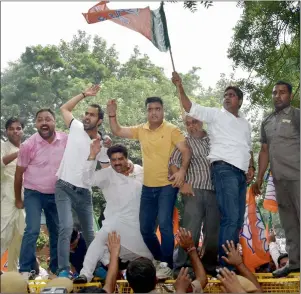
[
  {"left": 168, "top": 41, "right": 186, "bottom": 122},
  {"left": 161, "top": 1, "right": 186, "bottom": 121}
]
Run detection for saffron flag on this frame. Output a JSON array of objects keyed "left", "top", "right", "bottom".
[
  {"left": 240, "top": 188, "right": 271, "bottom": 272},
  {"left": 263, "top": 171, "right": 278, "bottom": 213},
  {"left": 83, "top": 1, "right": 171, "bottom": 52},
  {"left": 156, "top": 207, "right": 179, "bottom": 245}
]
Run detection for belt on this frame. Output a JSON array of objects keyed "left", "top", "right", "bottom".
[
  {"left": 57, "top": 179, "right": 86, "bottom": 191},
  {"left": 211, "top": 160, "right": 245, "bottom": 174}
]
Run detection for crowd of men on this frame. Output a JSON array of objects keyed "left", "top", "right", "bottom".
[{"left": 1, "top": 71, "right": 300, "bottom": 293}]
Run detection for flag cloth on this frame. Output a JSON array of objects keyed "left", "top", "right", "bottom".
[
  {"left": 83, "top": 1, "right": 170, "bottom": 52},
  {"left": 263, "top": 171, "right": 278, "bottom": 213},
  {"left": 156, "top": 207, "right": 179, "bottom": 245},
  {"left": 240, "top": 188, "right": 271, "bottom": 272}
]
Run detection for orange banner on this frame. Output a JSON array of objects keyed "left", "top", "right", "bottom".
[
  {"left": 1, "top": 250, "right": 8, "bottom": 272},
  {"left": 156, "top": 207, "right": 179, "bottom": 245},
  {"left": 240, "top": 188, "right": 271, "bottom": 272},
  {"left": 263, "top": 173, "right": 278, "bottom": 213}
]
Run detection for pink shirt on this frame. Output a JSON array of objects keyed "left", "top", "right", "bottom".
[{"left": 17, "top": 132, "right": 68, "bottom": 194}]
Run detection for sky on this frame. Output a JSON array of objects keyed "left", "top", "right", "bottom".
[{"left": 1, "top": 1, "right": 248, "bottom": 89}]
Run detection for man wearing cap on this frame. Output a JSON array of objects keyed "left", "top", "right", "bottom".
[{"left": 172, "top": 72, "right": 255, "bottom": 270}]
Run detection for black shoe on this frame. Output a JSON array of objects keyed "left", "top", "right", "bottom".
[
  {"left": 73, "top": 274, "right": 88, "bottom": 284},
  {"left": 272, "top": 264, "right": 300, "bottom": 278}
]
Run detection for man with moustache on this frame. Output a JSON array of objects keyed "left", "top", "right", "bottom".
[
  {"left": 1, "top": 118, "right": 25, "bottom": 271},
  {"left": 169, "top": 115, "right": 219, "bottom": 277},
  {"left": 252, "top": 81, "right": 300, "bottom": 277},
  {"left": 172, "top": 72, "right": 255, "bottom": 271},
  {"left": 15, "top": 109, "right": 68, "bottom": 279},
  {"left": 73, "top": 143, "right": 153, "bottom": 284},
  {"left": 107, "top": 97, "right": 191, "bottom": 279},
  {"left": 56, "top": 85, "right": 112, "bottom": 278}
]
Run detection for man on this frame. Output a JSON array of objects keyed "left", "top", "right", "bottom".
[
  {"left": 107, "top": 97, "right": 191, "bottom": 278},
  {"left": 172, "top": 72, "right": 255, "bottom": 270},
  {"left": 74, "top": 143, "right": 153, "bottom": 284},
  {"left": 1, "top": 118, "right": 25, "bottom": 271},
  {"left": 252, "top": 81, "right": 300, "bottom": 277},
  {"left": 56, "top": 85, "right": 111, "bottom": 278},
  {"left": 170, "top": 115, "right": 219, "bottom": 277},
  {"left": 15, "top": 109, "right": 68, "bottom": 279}
]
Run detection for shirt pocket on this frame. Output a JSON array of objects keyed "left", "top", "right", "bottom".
[{"left": 278, "top": 120, "right": 294, "bottom": 139}]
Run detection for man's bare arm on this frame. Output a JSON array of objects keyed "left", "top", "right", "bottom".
[
  {"left": 103, "top": 232, "right": 120, "bottom": 293},
  {"left": 257, "top": 144, "right": 269, "bottom": 180},
  {"left": 172, "top": 72, "right": 192, "bottom": 112},
  {"left": 2, "top": 151, "right": 19, "bottom": 166},
  {"left": 188, "top": 249, "right": 207, "bottom": 289},
  {"left": 14, "top": 166, "right": 25, "bottom": 207},
  {"left": 60, "top": 85, "right": 100, "bottom": 127},
  {"left": 176, "top": 141, "right": 191, "bottom": 173}
]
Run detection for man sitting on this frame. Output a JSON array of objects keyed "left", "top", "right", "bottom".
[{"left": 74, "top": 143, "right": 153, "bottom": 283}]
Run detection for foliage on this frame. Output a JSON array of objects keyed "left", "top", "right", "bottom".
[
  {"left": 170, "top": 1, "right": 213, "bottom": 12},
  {"left": 37, "top": 230, "right": 49, "bottom": 250},
  {"left": 228, "top": 1, "right": 300, "bottom": 109}
]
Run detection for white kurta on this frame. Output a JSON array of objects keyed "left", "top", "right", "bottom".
[
  {"left": 1, "top": 140, "right": 25, "bottom": 270},
  {"left": 80, "top": 161, "right": 153, "bottom": 281}
]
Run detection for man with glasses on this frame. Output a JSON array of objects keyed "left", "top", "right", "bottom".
[
  {"left": 172, "top": 72, "right": 255, "bottom": 270},
  {"left": 169, "top": 115, "right": 219, "bottom": 277}
]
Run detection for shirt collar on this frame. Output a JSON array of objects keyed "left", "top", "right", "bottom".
[
  {"left": 221, "top": 107, "right": 245, "bottom": 118},
  {"left": 36, "top": 131, "right": 62, "bottom": 144},
  {"left": 277, "top": 106, "right": 291, "bottom": 115},
  {"left": 142, "top": 120, "right": 166, "bottom": 130}
]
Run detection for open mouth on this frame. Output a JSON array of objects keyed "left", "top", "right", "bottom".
[{"left": 41, "top": 126, "right": 49, "bottom": 133}]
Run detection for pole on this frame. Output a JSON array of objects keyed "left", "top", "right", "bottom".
[{"left": 169, "top": 47, "right": 186, "bottom": 121}]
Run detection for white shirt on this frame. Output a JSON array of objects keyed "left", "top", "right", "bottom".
[
  {"left": 82, "top": 161, "right": 153, "bottom": 259},
  {"left": 1, "top": 140, "right": 25, "bottom": 237},
  {"left": 188, "top": 102, "right": 252, "bottom": 172},
  {"left": 56, "top": 119, "right": 109, "bottom": 188}
]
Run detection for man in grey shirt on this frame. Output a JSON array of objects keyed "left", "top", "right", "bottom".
[
  {"left": 252, "top": 80, "right": 300, "bottom": 277},
  {"left": 169, "top": 115, "right": 219, "bottom": 277}
]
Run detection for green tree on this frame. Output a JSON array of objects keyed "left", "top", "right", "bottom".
[{"left": 228, "top": 1, "right": 300, "bottom": 109}]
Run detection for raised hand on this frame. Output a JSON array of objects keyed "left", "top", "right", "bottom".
[
  {"left": 174, "top": 267, "right": 192, "bottom": 293},
  {"left": 107, "top": 231, "right": 121, "bottom": 258},
  {"left": 221, "top": 240, "right": 243, "bottom": 267},
  {"left": 171, "top": 71, "right": 182, "bottom": 86},
  {"left": 176, "top": 228, "right": 194, "bottom": 251},
  {"left": 83, "top": 84, "right": 100, "bottom": 97},
  {"left": 90, "top": 137, "right": 102, "bottom": 158},
  {"left": 107, "top": 99, "right": 117, "bottom": 117},
  {"left": 217, "top": 268, "right": 246, "bottom": 293}
]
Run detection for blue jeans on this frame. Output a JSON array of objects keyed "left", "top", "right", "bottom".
[
  {"left": 139, "top": 185, "right": 178, "bottom": 268},
  {"left": 19, "top": 189, "right": 59, "bottom": 274},
  {"left": 55, "top": 180, "right": 94, "bottom": 272},
  {"left": 211, "top": 162, "right": 247, "bottom": 268}
]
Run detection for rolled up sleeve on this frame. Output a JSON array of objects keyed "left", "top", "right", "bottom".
[{"left": 188, "top": 102, "right": 218, "bottom": 124}]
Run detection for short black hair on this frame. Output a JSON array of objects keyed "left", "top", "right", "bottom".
[
  {"left": 70, "top": 228, "right": 79, "bottom": 243},
  {"left": 126, "top": 257, "right": 156, "bottom": 293},
  {"left": 277, "top": 253, "right": 289, "bottom": 266},
  {"left": 78, "top": 286, "right": 107, "bottom": 293},
  {"left": 145, "top": 97, "right": 163, "bottom": 107},
  {"left": 225, "top": 86, "right": 244, "bottom": 101},
  {"left": 275, "top": 81, "right": 293, "bottom": 94},
  {"left": 90, "top": 104, "right": 104, "bottom": 120},
  {"left": 5, "top": 117, "right": 25, "bottom": 130},
  {"left": 107, "top": 144, "right": 128, "bottom": 159},
  {"left": 35, "top": 108, "right": 55, "bottom": 119}
]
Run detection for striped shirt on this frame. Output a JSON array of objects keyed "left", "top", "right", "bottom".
[{"left": 169, "top": 134, "right": 213, "bottom": 191}]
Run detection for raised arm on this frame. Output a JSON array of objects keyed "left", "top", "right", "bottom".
[
  {"left": 60, "top": 85, "right": 100, "bottom": 128},
  {"left": 172, "top": 72, "right": 192, "bottom": 112},
  {"left": 177, "top": 228, "right": 207, "bottom": 289},
  {"left": 102, "top": 232, "right": 121, "bottom": 293},
  {"left": 82, "top": 138, "right": 109, "bottom": 189},
  {"left": 2, "top": 152, "right": 19, "bottom": 166},
  {"left": 107, "top": 99, "right": 136, "bottom": 139}
]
